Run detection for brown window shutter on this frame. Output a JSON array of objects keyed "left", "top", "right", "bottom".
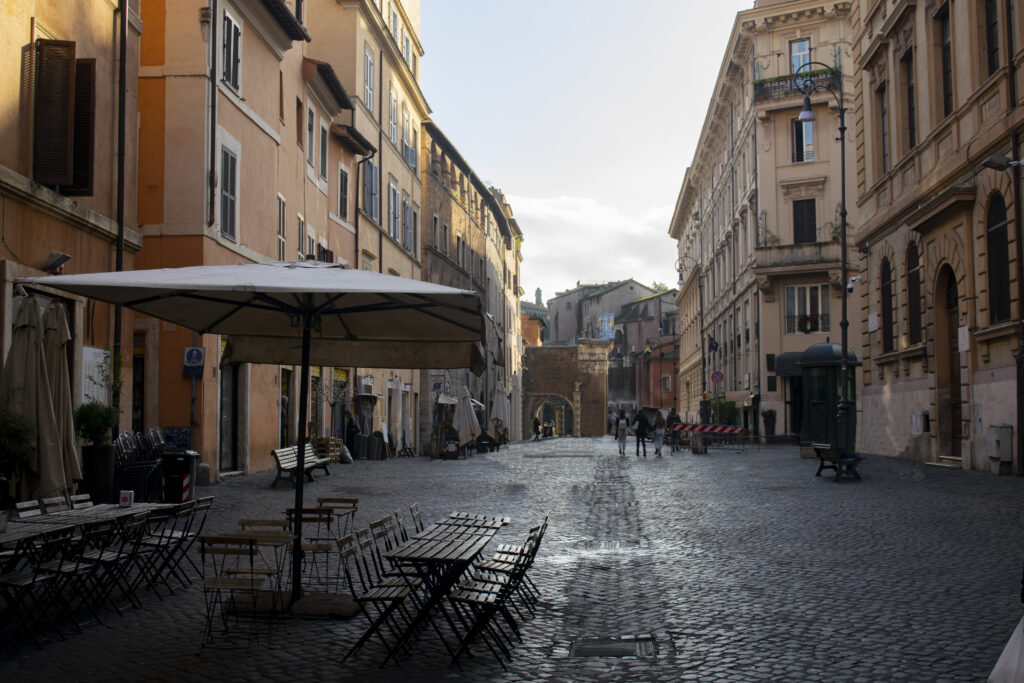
[
  {"left": 33, "top": 40, "right": 76, "bottom": 186},
  {"left": 66, "top": 58, "right": 95, "bottom": 196}
]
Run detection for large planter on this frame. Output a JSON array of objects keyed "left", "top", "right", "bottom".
[{"left": 81, "top": 444, "right": 116, "bottom": 504}]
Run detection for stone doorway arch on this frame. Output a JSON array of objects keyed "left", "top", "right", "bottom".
[
  {"left": 934, "top": 264, "right": 962, "bottom": 465},
  {"left": 522, "top": 341, "right": 612, "bottom": 438}
]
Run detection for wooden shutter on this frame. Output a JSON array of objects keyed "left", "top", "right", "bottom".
[
  {"left": 220, "top": 148, "right": 236, "bottom": 239},
  {"left": 34, "top": 40, "right": 76, "bottom": 186},
  {"left": 66, "top": 59, "right": 95, "bottom": 196}
]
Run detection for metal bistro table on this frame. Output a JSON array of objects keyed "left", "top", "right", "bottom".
[{"left": 374, "top": 512, "right": 509, "bottom": 662}]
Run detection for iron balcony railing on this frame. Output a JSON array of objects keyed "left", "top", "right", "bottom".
[
  {"left": 753, "top": 68, "right": 841, "bottom": 102},
  {"left": 785, "top": 313, "right": 830, "bottom": 334}
]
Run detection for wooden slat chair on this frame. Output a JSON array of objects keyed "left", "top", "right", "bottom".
[
  {"left": 40, "top": 496, "right": 70, "bottom": 513},
  {"left": 238, "top": 518, "right": 289, "bottom": 531},
  {"left": 199, "top": 536, "right": 277, "bottom": 647},
  {"left": 78, "top": 514, "right": 149, "bottom": 615},
  {"left": 37, "top": 521, "right": 106, "bottom": 627},
  {"left": 0, "top": 533, "right": 75, "bottom": 646},
  {"left": 475, "top": 516, "right": 548, "bottom": 607},
  {"left": 70, "top": 493, "right": 93, "bottom": 509},
  {"left": 286, "top": 507, "right": 336, "bottom": 589},
  {"left": 408, "top": 503, "right": 424, "bottom": 533},
  {"left": 14, "top": 500, "right": 43, "bottom": 519},
  {"left": 316, "top": 496, "right": 358, "bottom": 537},
  {"left": 135, "top": 500, "right": 197, "bottom": 597}
]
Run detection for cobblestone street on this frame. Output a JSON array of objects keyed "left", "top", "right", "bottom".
[{"left": 2, "top": 437, "right": 1023, "bottom": 682}]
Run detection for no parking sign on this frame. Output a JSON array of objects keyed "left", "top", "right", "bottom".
[{"left": 711, "top": 371, "right": 724, "bottom": 384}]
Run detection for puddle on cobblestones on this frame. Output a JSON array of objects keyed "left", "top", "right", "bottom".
[{"left": 574, "top": 538, "right": 649, "bottom": 550}]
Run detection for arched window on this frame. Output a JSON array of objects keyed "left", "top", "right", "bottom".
[
  {"left": 987, "top": 192, "right": 1011, "bottom": 323},
  {"left": 881, "top": 258, "right": 895, "bottom": 353},
  {"left": 906, "top": 243, "right": 922, "bottom": 344}
]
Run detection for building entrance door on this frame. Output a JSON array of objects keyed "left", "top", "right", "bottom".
[{"left": 935, "top": 266, "right": 961, "bottom": 462}]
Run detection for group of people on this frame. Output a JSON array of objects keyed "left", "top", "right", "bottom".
[{"left": 614, "top": 407, "right": 680, "bottom": 457}]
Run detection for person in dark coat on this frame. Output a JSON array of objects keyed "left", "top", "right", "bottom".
[
  {"left": 633, "top": 409, "right": 649, "bottom": 457},
  {"left": 532, "top": 416, "right": 541, "bottom": 441}
]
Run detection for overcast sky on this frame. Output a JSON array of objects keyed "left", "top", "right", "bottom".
[{"left": 420, "top": 0, "right": 754, "bottom": 305}]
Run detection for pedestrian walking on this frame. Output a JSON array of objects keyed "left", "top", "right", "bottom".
[
  {"left": 615, "top": 409, "right": 628, "bottom": 455},
  {"left": 532, "top": 416, "right": 541, "bottom": 441},
  {"left": 633, "top": 408, "right": 649, "bottom": 457},
  {"left": 666, "top": 407, "right": 682, "bottom": 453},
  {"left": 652, "top": 410, "right": 667, "bottom": 456}
]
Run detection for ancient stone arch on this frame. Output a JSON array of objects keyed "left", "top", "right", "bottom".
[{"left": 522, "top": 341, "right": 612, "bottom": 438}]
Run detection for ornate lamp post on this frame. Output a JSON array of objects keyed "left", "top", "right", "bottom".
[{"left": 796, "top": 61, "right": 854, "bottom": 454}]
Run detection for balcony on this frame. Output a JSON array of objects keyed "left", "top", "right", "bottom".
[
  {"left": 753, "top": 69, "right": 841, "bottom": 102},
  {"left": 785, "top": 313, "right": 830, "bottom": 334}
]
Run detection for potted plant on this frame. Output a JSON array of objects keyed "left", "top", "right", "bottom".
[
  {"left": 761, "top": 408, "right": 777, "bottom": 437},
  {"left": 0, "top": 409, "right": 35, "bottom": 508},
  {"left": 75, "top": 400, "right": 120, "bottom": 503}
]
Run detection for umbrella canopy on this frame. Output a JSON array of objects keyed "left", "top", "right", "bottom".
[
  {"left": 20, "top": 260, "right": 487, "bottom": 601},
  {"left": 452, "top": 385, "right": 481, "bottom": 447},
  {"left": 489, "top": 379, "right": 509, "bottom": 440},
  {"left": 43, "top": 301, "right": 81, "bottom": 488},
  {"left": 0, "top": 296, "right": 65, "bottom": 500}
]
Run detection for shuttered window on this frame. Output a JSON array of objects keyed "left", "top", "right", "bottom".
[
  {"left": 67, "top": 59, "right": 95, "bottom": 196},
  {"left": 33, "top": 40, "right": 76, "bottom": 186},
  {"left": 222, "top": 12, "right": 241, "bottom": 91},
  {"left": 339, "top": 167, "right": 349, "bottom": 220},
  {"left": 988, "top": 192, "right": 1011, "bottom": 323},
  {"left": 793, "top": 199, "right": 816, "bottom": 244},
  {"left": 220, "top": 147, "right": 237, "bottom": 240}
]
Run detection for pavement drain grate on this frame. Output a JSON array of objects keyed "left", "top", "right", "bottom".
[{"left": 569, "top": 635, "right": 657, "bottom": 658}]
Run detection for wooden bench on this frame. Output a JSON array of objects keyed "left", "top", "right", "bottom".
[
  {"left": 812, "top": 442, "right": 862, "bottom": 482},
  {"left": 270, "top": 443, "right": 331, "bottom": 488}
]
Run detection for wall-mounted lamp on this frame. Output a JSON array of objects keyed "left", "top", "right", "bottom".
[
  {"left": 43, "top": 252, "right": 71, "bottom": 274},
  {"left": 982, "top": 154, "right": 1024, "bottom": 171},
  {"left": 199, "top": 6, "right": 211, "bottom": 43}
]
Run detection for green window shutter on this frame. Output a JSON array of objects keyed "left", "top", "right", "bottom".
[{"left": 33, "top": 40, "right": 76, "bottom": 186}]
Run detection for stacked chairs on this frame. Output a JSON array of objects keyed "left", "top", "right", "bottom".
[{"left": 113, "top": 432, "right": 162, "bottom": 503}]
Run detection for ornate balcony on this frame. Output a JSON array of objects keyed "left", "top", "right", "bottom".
[{"left": 753, "top": 69, "right": 841, "bottom": 102}]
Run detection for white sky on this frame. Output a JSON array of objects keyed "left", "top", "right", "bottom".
[{"left": 420, "top": 0, "right": 754, "bottom": 305}]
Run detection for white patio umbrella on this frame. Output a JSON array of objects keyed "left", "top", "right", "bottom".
[
  {"left": 43, "top": 300, "right": 82, "bottom": 488},
  {"left": 452, "top": 385, "right": 481, "bottom": 447},
  {"left": 489, "top": 379, "right": 509, "bottom": 441},
  {"left": 0, "top": 296, "right": 65, "bottom": 500},
  {"left": 20, "top": 260, "right": 486, "bottom": 602}
]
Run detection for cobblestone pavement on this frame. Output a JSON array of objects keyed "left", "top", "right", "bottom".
[{"left": 3, "top": 437, "right": 1023, "bottom": 682}]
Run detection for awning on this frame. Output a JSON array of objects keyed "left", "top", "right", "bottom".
[
  {"left": 775, "top": 352, "right": 803, "bottom": 377},
  {"left": 437, "top": 393, "right": 458, "bottom": 405}
]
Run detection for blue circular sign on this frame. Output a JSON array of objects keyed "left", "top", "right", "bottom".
[{"left": 711, "top": 371, "right": 724, "bottom": 383}]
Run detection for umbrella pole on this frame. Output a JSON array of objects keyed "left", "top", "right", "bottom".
[{"left": 291, "top": 308, "right": 312, "bottom": 605}]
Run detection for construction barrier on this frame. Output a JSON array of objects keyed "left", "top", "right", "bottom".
[{"left": 670, "top": 423, "right": 745, "bottom": 434}]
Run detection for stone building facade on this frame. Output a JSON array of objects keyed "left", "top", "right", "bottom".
[
  {"left": 850, "top": 0, "right": 1023, "bottom": 471},
  {"left": 523, "top": 341, "right": 612, "bottom": 438},
  {"left": 670, "top": 0, "right": 861, "bottom": 436}
]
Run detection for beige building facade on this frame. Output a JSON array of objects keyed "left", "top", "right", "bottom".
[
  {"left": 671, "top": 0, "right": 862, "bottom": 437},
  {"left": 851, "top": 0, "right": 1023, "bottom": 471}
]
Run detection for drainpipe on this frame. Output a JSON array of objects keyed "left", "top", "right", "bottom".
[{"left": 111, "top": 0, "right": 127, "bottom": 436}]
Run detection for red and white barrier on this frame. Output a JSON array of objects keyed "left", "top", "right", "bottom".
[{"left": 670, "top": 423, "right": 745, "bottom": 434}]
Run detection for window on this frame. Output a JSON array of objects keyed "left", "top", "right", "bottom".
[
  {"left": 907, "top": 242, "right": 922, "bottom": 344},
  {"left": 442, "top": 224, "right": 449, "bottom": 254},
  {"left": 338, "top": 166, "right": 349, "bottom": 220},
  {"left": 319, "top": 124, "right": 328, "bottom": 180},
  {"left": 877, "top": 83, "right": 890, "bottom": 174},
  {"left": 456, "top": 236, "right": 463, "bottom": 267},
  {"left": 296, "top": 215, "right": 304, "bottom": 259},
  {"left": 902, "top": 50, "right": 916, "bottom": 150},
  {"left": 277, "top": 196, "right": 286, "bottom": 260},
  {"left": 661, "top": 375, "right": 672, "bottom": 393},
  {"left": 307, "top": 233, "right": 316, "bottom": 259},
  {"left": 881, "top": 258, "right": 896, "bottom": 352},
  {"left": 785, "top": 284, "right": 830, "bottom": 333},
  {"left": 985, "top": 0, "right": 1000, "bottom": 77},
  {"left": 32, "top": 42, "right": 95, "bottom": 195},
  {"left": 792, "top": 119, "right": 814, "bottom": 162},
  {"left": 278, "top": 71, "right": 284, "bottom": 120},
  {"left": 432, "top": 215, "right": 439, "bottom": 247},
  {"left": 939, "top": 6, "right": 953, "bottom": 117},
  {"left": 389, "top": 88, "right": 397, "bottom": 144},
  {"left": 364, "top": 47, "right": 374, "bottom": 113},
  {"left": 388, "top": 182, "right": 400, "bottom": 240},
  {"left": 402, "top": 194, "right": 412, "bottom": 251},
  {"left": 363, "top": 160, "right": 379, "bottom": 222},
  {"left": 987, "top": 192, "right": 1011, "bottom": 323},
  {"left": 790, "top": 38, "right": 810, "bottom": 74},
  {"left": 390, "top": 3, "right": 399, "bottom": 39},
  {"left": 222, "top": 10, "right": 241, "bottom": 91},
  {"left": 295, "top": 98, "right": 303, "bottom": 147},
  {"left": 793, "top": 198, "right": 816, "bottom": 244},
  {"left": 306, "top": 107, "right": 314, "bottom": 166},
  {"left": 220, "top": 147, "right": 237, "bottom": 240}
]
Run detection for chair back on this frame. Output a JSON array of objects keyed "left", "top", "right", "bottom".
[
  {"left": 70, "top": 493, "right": 93, "bottom": 509},
  {"left": 14, "top": 500, "right": 43, "bottom": 518},
  {"left": 408, "top": 503, "right": 424, "bottom": 533},
  {"left": 40, "top": 495, "right": 70, "bottom": 513}
]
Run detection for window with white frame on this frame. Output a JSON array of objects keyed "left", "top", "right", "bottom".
[
  {"left": 792, "top": 119, "right": 814, "bottom": 162},
  {"left": 363, "top": 160, "right": 379, "bottom": 222},
  {"left": 401, "top": 193, "right": 412, "bottom": 251},
  {"left": 390, "top": 3, "right": 399, "bottom": 40},
  {"left": 364, "top": 47, "right": 374, "bottom": 112},
  {"left": 388, "top": 182, "right": 400, "bottom": 240},
  {"left": 220, "top": 146, "right": 237, "bottom": 240},
  {"left": 277, "top": 196, "right": 286, "bottom": 260},
  {"left": 222, "top": 10, "right": 241, "bottom": 91},
  {"left": 296, "top": 215, "right": 304, "bottom": 259},
  {"left": 306, "top": 107, "right": 314, "bottom": 166},
  {"left": 790, "top": 38, "right": 809, "bottom": 74},
  {"left": 338, "top": 165, "right": 349, "bottom": 220},
  {"left": 389, "top": 88, "right": 397, "bottom": 144},
  {"left": 784, "top": 284, "right": 830, "bottom": 333},
  {"left": 306, "top": 231, "right": 316, "bottom": 260},
  {"left": 319, "top": 123, "right": 328, "bottom": 180}
]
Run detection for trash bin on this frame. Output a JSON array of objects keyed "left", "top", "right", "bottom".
[{"left": 161, "top": 449, "right": 200, "bottom": 503}]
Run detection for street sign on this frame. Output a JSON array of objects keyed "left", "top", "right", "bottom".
[
  {"left": 711, "top": 371, "right": 724, "bottom": 384},
  {"left": 432, "top": 381, "right": 442, "bottom": 392}
]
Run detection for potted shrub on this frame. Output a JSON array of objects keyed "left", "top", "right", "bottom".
[
  {"left": 0, "top": 409, "right": 35, "bottom": 507},
  {"left": 75, "top": 400, "right": 120, "bottom": 503},
  {"left": 761, "top": 408, "right": 777, "bottom": 437}
]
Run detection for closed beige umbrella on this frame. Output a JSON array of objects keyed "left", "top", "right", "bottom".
[
  {"left": 453, "top": 385, "right": 481, "bottom": 447},
  {"left": 0, "top": 296, "right": 64, "bottom": 500},
  {"left": 43, "top": 301, "right": 81, "bottom": 488}
]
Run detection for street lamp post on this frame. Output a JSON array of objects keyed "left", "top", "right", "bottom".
[{"left": 796, "top": 61, "right": 854, "bottom": 454}]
